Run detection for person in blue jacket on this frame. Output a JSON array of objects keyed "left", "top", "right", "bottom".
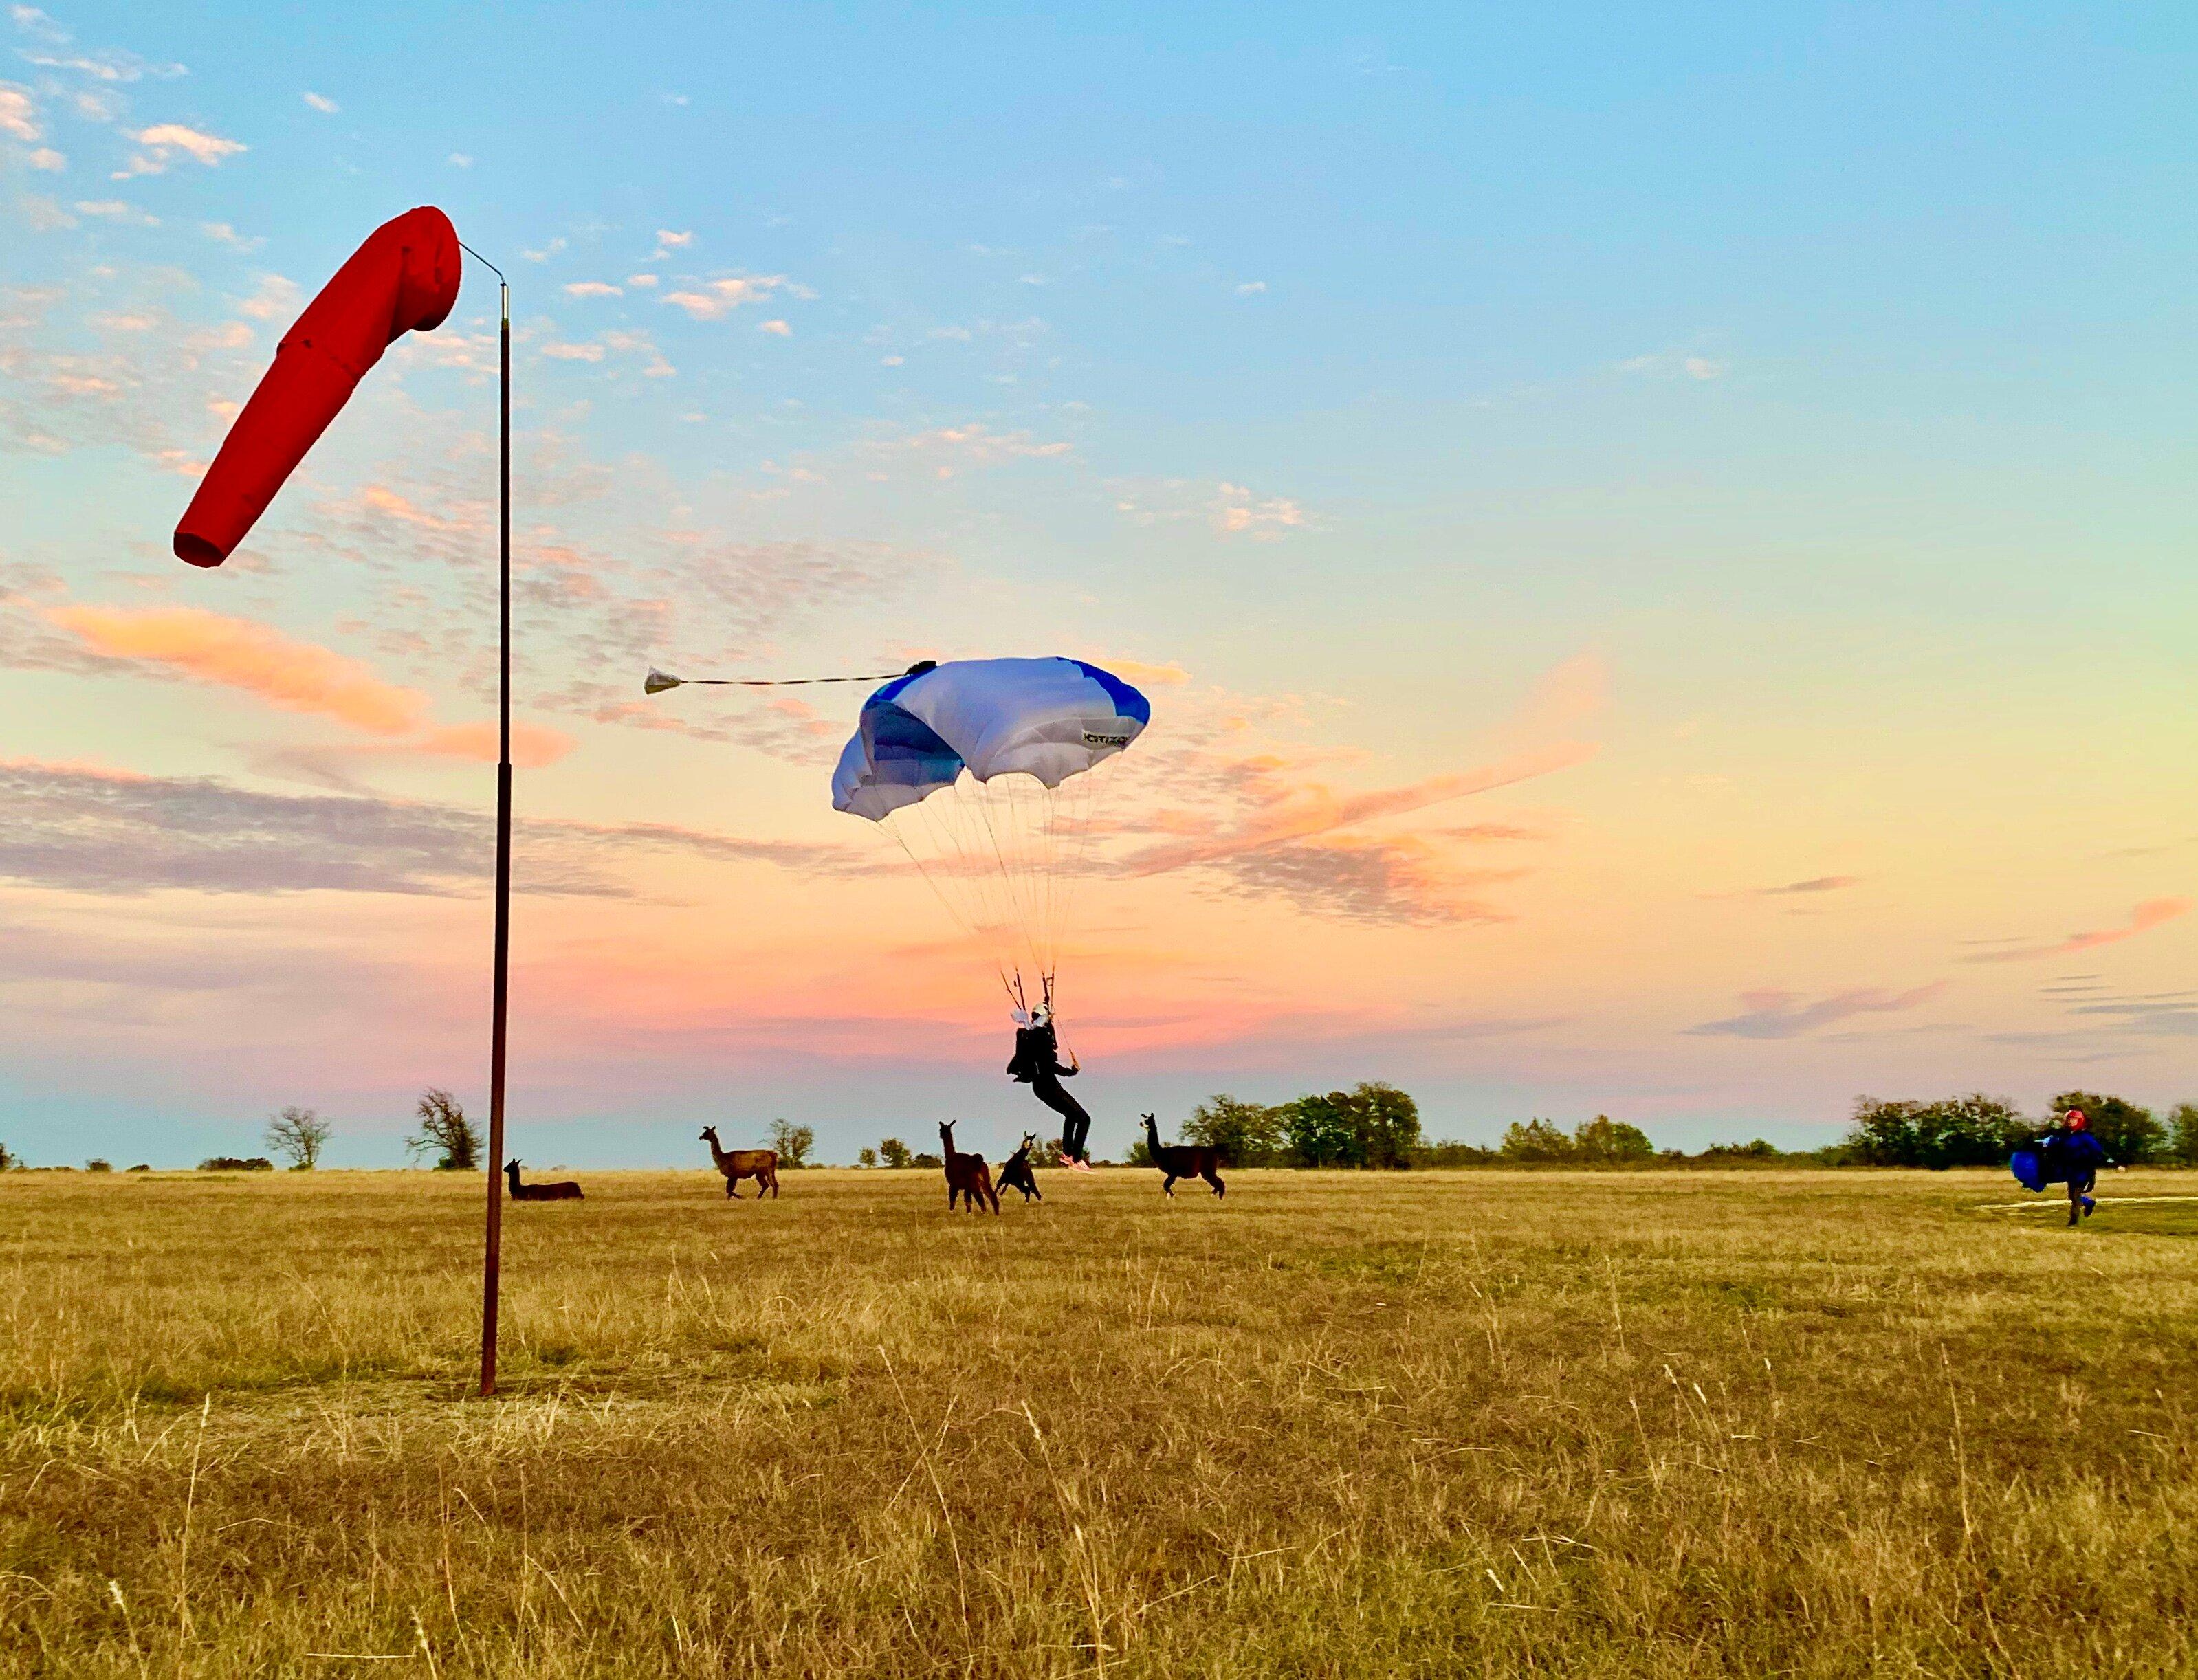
[{"left": 2039, "top": 1107, "right": 2109, "bottom": 1227}]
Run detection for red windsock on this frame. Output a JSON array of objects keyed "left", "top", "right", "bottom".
[{"left": 175, "top": 206, "right": 462, "bottom": 568}]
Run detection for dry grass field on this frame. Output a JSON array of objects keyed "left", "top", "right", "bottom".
[{"left": 3, "top": 1164, "right": 2197, "bottom": 1677}]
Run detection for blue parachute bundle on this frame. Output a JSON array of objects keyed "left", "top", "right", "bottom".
[
  {"left": 2010, "top": 1149, "right": 2047, "bottom": 1193},
  {"left": 2012, "top": 1129, "right": 2107, "bottom": 1192}
]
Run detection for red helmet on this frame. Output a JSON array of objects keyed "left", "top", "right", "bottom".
[{"left": 2065, "top": 1108, "right": 2089, "bottom": 1131}]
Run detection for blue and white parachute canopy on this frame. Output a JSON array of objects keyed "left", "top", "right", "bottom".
[
  {"left": 832, "top": 657, "right": 1152, "bottom": 822},
  {"left": 832, "top": 656, "right": 1152, "bottom": 1004}
]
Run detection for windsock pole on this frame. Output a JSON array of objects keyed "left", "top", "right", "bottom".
[{"left": 464, "top": 254, "right": 514, "bottom": 1399}]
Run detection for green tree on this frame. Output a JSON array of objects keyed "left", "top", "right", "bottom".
[
  {"left": 0, "top": 1140, "right": 14, "bottom": 1171},
  {"left": 2168, "top": 1104, "right": 2198, "bottom": 1168},
  {"left": 85, "top": 1158, "right": 112, "bottom": 1173},
  {"left": 1572, "top": 1114, "right": 1654, "bottom": 1163},
  {"left": 265, "top": 1105, "right": 332, "bottom": 1170},
  {"left": 1283, "top": 1093, "right": 1362, "bottom": 1167},
  {"left": 877, "top": 1137, "right": 912, "bottom": 1169},
  {"left": 1414, "top": 1139, "right": 1497, "bottom": 1167},
  {"left": 1183, "top": 1095, "right": 1285, "bottom": 1166},
  {"left": 406, "top": 1088, "right": 480, "bottom": 1172},
  {"left": 1499, "top": 1118, "right": 1575, "bottom": 1163},
  {"left": 1698, "top": 1139, "right": 1781, "bottom": 1162},
  {"left": 2049, "top": 1091, "right": 2164, "bottom": 1165},
  {"left": 770, "top": 1119, "right": 816, "bottom": 1168},
  {"left": 1843, "top": 1094, "right": 2025, "bottom": 1168},
  {"left": 1351, "top": 1082, "right": 1423, "bottom": 1170},
  {"left": 857, "top": 1145, "right": 878, "bottom": 1168}
]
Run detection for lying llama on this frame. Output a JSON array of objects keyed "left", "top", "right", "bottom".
[
  {"left": 1142, "top": 1113, "right": 1225, "bottom": 1199},
  {"left": 505, "top": 1159, "right": 583, "bottom": 1202},
  {"left": 996, "top": 1131, "right": 1042, "bottom": 1203},
  {"left": 699, "top": 1125, "right": 780, "bottom": 1200},
  {"left": 940, "top": 1120, "right": 998, "bottom": 1214}
]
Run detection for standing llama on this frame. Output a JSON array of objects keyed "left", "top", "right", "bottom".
[
  {"left": 996, "top": 1132, "right": 1042, "bottom": 1203},
  {"left": 939, "top": 1120, "right": 998, "bottom": 1214},
  {"left": 1142, "top": 1113, "right": 1225, "bottom": 1199},
  {"left": 699, "top": 1126, "right": 780, "bottom": 1200},
  {"left": 505, "top": 1159, "right": 583, "bottom": 1202}
]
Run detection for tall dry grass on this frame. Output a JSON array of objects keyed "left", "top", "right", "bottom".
[{"left": 2, "top": 1165, "right": 2195, "bottom": 1676}]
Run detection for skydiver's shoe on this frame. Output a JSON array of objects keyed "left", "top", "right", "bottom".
[
  {"left": 1069, "top": 1156, "right": 1094, "bottom": 1173},
  {"left": 2082, "top": 1195, "right": 2096, "bottom": 1218}
]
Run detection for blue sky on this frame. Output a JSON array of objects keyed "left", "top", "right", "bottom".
[{"left": 1, "top": 1, "right": 2193, "bottom": 1168}]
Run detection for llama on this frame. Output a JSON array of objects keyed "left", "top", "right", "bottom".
[
  {"left": 996, "top": 1131, "right": 1042, "bottom": 1203},
  {"left": 1142, "top": 1114, "right": 1225, "bottom": 1199},
  {"left": 699, "top": 1125, "right": 780, "bottom": 1200},
  {"left": 505, "top": 1159, "right": 583, "bottom": 1202},
  {"left": 939, "top": 1120, "right": 998, "bottom": 1214}
]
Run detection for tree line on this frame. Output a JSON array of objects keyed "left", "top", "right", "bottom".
[
  {"left": 12, "top": 1083, "right": 2198, "bottom": 1175},
  {"left": 1840, "top": 1090, "right": 2198, "bottom": 1169}
]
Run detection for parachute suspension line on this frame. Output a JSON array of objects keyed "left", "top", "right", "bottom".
[
  {"left": 885, "top": 807, "right": 1020, "bottom": 1006},
  {"left": 831, "top": 656, "right": 1151, "bottom": 1026}
]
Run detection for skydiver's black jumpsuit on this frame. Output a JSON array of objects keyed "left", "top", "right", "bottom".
[{"left": 1009, "top": 1021, "right": 1090, "bottom": 1162}]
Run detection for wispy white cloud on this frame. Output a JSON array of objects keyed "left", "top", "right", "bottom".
[
  {"left": 235, "top": 272, "right": 298, "bottom": 320},
  {"left": 562, "top": 280, "right": 621, "bottom": 298},
  {"left": 1235, "top": 280, "right": 1267, "bottom": 296},
  {"left": 73, "top": 197, "right": 155, "bottom": 224},
  {"left": 14, "top": 190, "right": 74, "bottom": 230},
  {"left": 758, "top": 317, "right": 790, "bottom": 337},
  {"left": 448, "top": 151, "right": 472, "bottom": 168},
  {"left": 0, "top": 81, "right": 39, "bottom": 140},
  {"left": 660, "top": 273, "right": 796, "bottom": 320},
  {"left": 114, "top": 122, "right": 244, "bottom": 178},
  {"left": 1112, "top": 477, "right": 1317, "bottom": 542},
  {"left": 301, "top": 91, "right": 338, "bottom": 113},
  {"left": 200, "top": 219, "right": 260, "bottom": 250},
  {"left": 1618, "top": 350, "right": 1728, "bottom": 382}
]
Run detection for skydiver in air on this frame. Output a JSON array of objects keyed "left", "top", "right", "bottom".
[{"left": 1009, "top": 1004, "right": 1092, "bottom": 1170}]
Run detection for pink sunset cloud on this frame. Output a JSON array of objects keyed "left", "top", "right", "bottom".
[
  {"left": 44, "top": 604, "right": 574, "bottom": 768},
  {"left": 49, "top": 604, "right": 428, "bottom": 734},
  {"left": 1962, "top": 897, "right": 2193, "bottom": 965}
]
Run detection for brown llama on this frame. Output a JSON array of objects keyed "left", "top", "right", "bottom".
[
  {"left": 939, "top": 1120, "right": 998, "bottom": 1214},
  {"left": 505, "top": 1159, "right": 583, "bottom": 1202},
  {"left": 996, "top": 1131, "right": 1042, "bottom": 1203},
  {"left": 1142, "top": 1113, "right": 1225, "bottom": 1199},
  {"left": 699, "top": 1125, "right": 780, "bottom": 1200}
]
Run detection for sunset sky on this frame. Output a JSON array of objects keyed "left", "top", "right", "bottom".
[{"left": 2, "top": 3, "right": 2192, "bottom": 1167}]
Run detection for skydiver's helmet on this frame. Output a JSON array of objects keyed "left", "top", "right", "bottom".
[
  {"left": 1032, "top": 1004, "right": 1052, "bottom": 1030},
  {"left": 2065, "top": 1109, "right": 2089, "bottom": 1131}
]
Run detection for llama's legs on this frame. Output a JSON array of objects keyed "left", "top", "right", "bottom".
[
  {"left": 725, "top": 1176, "right": 738, "bottom": 1199},
  {"left": 1206, "top": 1169, "right": 1225, "bottom": 1197},
  {"left": 1162, "top": 1175, "right": 1176, "bottom": 1197}
]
